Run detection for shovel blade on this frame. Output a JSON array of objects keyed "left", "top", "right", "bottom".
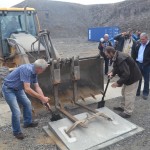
[
  {"left": 51, "top": 114, "right": 62, "bottom": 121},
  {"left": 97, "top": 101, "right": 105, "bottom": 108}
]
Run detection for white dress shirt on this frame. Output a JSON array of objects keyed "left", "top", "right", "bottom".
[{"left": 136, "top": 41, "right": 149, "bottom": 63}]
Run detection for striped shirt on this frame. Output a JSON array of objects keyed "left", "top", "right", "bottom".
[{"left": 4, "top": 64, "right": 38, "bottom": 90}]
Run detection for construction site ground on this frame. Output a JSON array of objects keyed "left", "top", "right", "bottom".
[{"left": 0, "top": 38, "right": 150, "bottom": 150}]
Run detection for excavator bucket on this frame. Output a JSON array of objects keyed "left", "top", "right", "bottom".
[
  {"left": 6, "top": 30, "right": 104, "bottom": 108},
  {"left": 37, "top": 56, "right": 104, "bottom": 105},
  {"left": 24, "top": 30, "right": 105, "bottom": 107}
]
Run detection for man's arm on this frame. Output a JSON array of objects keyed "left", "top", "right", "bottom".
[
  {"left": 98, "top": 42, "right": 104, "bottom": 51},
  {"left": 24, "top": 82, "right": 49, "bottom": 103},
  {"left": 116, "top": 61, "right": 130, "bottom": 85},
  {"left": 111, "top": 61, "right": 130, "bottom": 88},
  {"left": 114, "top": 33, "right": 122, "bottom": 41},
  {"left": 98, "top": 42, "right": 105, "bottom": 57},
  {"left": 131, "top": 42, "right": 138, "bottom": 60},
  {"left": 109, "top": 63, "right": 118, "bottom": 78},
  {"left": 34, "top": 83, "right": 44, "bottom": 96}
]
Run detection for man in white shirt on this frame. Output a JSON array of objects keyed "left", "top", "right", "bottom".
[{"left": 132, "top": 33, "right": 150, "bottom": 100}]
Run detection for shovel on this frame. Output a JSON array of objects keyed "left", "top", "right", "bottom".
[
  {"left": 97, "top": 78, "right": 110, "bottom": 108},
  {"left": 44, "top": 102, "right": 62, "bottom": 121}
]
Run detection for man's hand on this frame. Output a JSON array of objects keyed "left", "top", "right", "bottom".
[
  {"left": 44, "top": 102, "right": 51, "bottom": 110},
  {"left": 108, "top": 72, "right": 113, "bottom": 79},
  {"left": 46, "top": 102, "right": 51, "bottom": 109},
  {"left": 24, "top": 83, "right": 50, "bottom": 105},
  {"left": 41, "top": 96, "right": 50, "bottom": 104},
  {"left": 111, "top": 82, "right": 119, "bottom": 88}
]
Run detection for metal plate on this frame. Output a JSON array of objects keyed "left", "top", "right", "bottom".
[{"left": 47, "top": 107, "right": 141, "bottom": 150}]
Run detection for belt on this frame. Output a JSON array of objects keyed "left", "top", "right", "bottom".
[{"left": 4, "top": 83, "right": 19, "bottom": 91}]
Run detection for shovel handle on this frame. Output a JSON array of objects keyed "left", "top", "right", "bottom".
[
  {"left": 44, "top": 102, "right": 54, "bottom": 114},
  {"left": 101, "top": 78, "right": 110, "bottom": 101},
  {"left": 39, "top": 99, "right": 53, "bottom": 113}
]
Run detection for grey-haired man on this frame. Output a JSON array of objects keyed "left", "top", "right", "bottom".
[
  {"left": 98, "top": 34, "right": 112, "bottom": 74},
  {"left": 2, "top": 59, "right": 50, "bottom": 140},
  {"left": 132, "top": 33, "right": 150, "bottom": 100}
]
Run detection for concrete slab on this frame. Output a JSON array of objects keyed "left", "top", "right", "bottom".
[
  {"left": 43, "top": 125, "right": 144, "bottom": 150},
  {"left": 47, "top": 107, "right": 143, "bottom": 150},
  {"left": 90, "top": 126, "right": 144, "bottom": 150},
  {"left": 43, "top": 126, "right": 69, "bottom": 150}
]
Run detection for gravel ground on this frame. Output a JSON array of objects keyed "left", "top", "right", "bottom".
[
  {"left": 52, "top": 37, "right": 99, "bottom": 59},
  {"left": 0, "top": 95, "right": 149, "bottom": 150}
]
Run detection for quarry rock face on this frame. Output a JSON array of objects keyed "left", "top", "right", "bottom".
[{"left": 16, "top": 0, "right": 150, "bottom": 38}]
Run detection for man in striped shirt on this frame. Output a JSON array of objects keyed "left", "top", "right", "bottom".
[{"left": 2, "top": 59, "right": 50, "bottom": 140}]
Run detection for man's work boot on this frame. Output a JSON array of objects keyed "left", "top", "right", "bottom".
[
  {"left": 113, "top": 107, "right": 124, "bottom": 112},
  {"left": 23, "top": 121, "right": 38, "bottom": 128},
  {"left": 14, "top": 133, "right": 25, "bottom": 140},
  {"left": 119, "top": 112, "right": 131, "bottom": 118}
]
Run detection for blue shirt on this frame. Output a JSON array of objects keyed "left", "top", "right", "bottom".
[
  {"left": 4, "top": 64, "right": 38, "bottom": 90},
  {"left": 136, "top": 41, "right": 149, "bottom": 63}
]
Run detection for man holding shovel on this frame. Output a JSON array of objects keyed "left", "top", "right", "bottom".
[
  {"left": 105, "top": 46, "right": 141, "bottom": 118},
  {"left": 2, "top": 59, "right": 50, "bottom": 140}
]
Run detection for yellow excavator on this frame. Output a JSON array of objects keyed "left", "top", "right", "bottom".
[
  {"left": 0, "top": 7, "right": 42, "bottom": 67},
  {"left": 0, "top": 7, "right": 105, "bottom": 119}
]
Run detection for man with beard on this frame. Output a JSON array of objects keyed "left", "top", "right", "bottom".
[{"left": 105, "top": 46, "right": 141, "bottom": 118}]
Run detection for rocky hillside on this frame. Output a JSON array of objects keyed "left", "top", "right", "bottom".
[
  {"left": 16, "top": 0, "right": 150, "bottom": 38},
  {"left": 91, "top": 0, "right": 150, "bottom": 33}
]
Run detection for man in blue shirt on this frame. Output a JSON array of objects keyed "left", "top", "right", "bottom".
[
  {"left": 132, "top": 33, "right": 150, "bottom": 100},
  {"left": 2, "top": 59, "right": 50, "bottom": 140}
]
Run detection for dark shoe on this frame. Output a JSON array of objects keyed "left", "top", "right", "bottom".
[
  {"left": 119, "top": 112, "right": 131, "bottom": 118},
  {"left": 142, "top": 95, "right": 148, "bottom": 100},
  {"left": 136, "top": 93, "right": 140, "bottom": 96},
  {"left": 113, "top": 107, "right": 124, "bottom": 112},
  {"left": 23, "top": 121, "right": 38, "bottom": 128},
  {"left": 14, "top": 133, "right": 25, "bottom": 140}
]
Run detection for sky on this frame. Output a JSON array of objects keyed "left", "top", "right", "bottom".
[{"left": 0, "top": 0, "right": 125, "bottom": 7}]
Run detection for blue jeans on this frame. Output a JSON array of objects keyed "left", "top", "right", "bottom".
[
  {"left": 2, "top": 84, "right": 32, "bottom": 135},
  {"left": 137, "top": 63, "right": 150, "bottom": 96}
]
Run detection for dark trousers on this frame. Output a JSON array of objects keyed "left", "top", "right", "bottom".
[
  {"left": 104, "top": 57, "right": 109, "bottom": 74},
  {"left": 99, "top": 51, "right": 109, "bottom": 74},
  {"left": 137, "top": 63, "right": 150, "bottom": 96}
]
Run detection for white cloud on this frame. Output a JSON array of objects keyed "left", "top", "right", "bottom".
[
  {"left": 52, "top": 0, "right": 125, "bottom": 5},
  {"left": 0, "top": 0, "right": 24, "bottom": 7},
  {"left": 0, "top": 0, "right": 125, "bottom": 7}
]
